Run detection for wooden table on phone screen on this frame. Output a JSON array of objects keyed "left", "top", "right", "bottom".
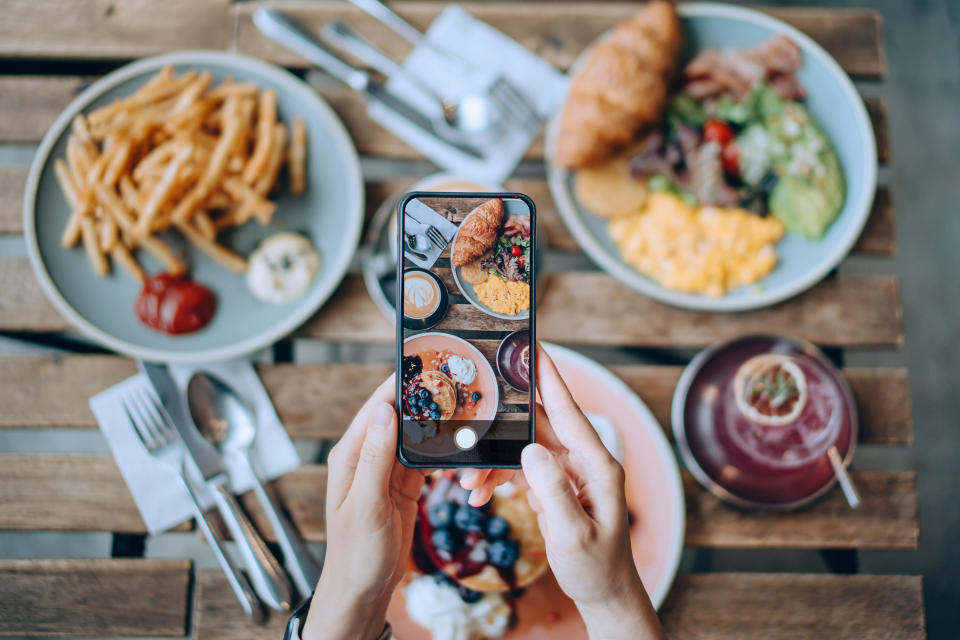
[{"left": 0, "top": 2, "right": 923, "bottom": 639}]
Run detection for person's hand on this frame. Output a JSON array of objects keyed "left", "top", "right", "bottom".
[
  {"left": 462, "top": 344, "right": 665, "bottom": 639},
  {"left": 303, "top": 376, "right": 426, "bottom": 640}
]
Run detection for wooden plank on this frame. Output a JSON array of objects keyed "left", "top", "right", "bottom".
[
  {"left": 0, "top": 0, "right": 229, "bottom": 60},
  {"left": 461, "top": 179, "right": 894, "bottom": 255},
  {"left": 683, "top": 471, "right": 918, "bottom": 549},
  {"left": 3, "top": 166, "right": 896, "bottom": 257},
  {"left": 0, "top": 453, "right": 190, "bottom": 533},
  {"left": 0, "top": 74, "right": 890, "bottom": 163},
  {"left": 298, "top": 273, "right": 903, "bottom": 348},
  {"left": 852, "top": 186, "right": 895, "bottom": 254},
  {"left": 0, "top": 558, "right": 190, "bottom": 637},
  {"left": 0, "top": 356, "right": 913, "bottom": 445},
  {"left": 0, "top": 258, "right": 64, "bottom": 332},
  {"left": 0, "top": 166, "right": 28, "bottom": 232},
  {"left": 232, "top": 3, "right": 884, "bottom": 78},
  {"left": 195, "top": 569, "right": 291, "bottom": 640},
  {"left": 194, "top": 571, "right": 922, "bottom": 639},
  {"left": 659, "top": 574, "right": 923, "bottom": 639},
  {"left": 865, "top": 96, "right": 891, "bottom": 163},
  {"left": 290, "top": 85, "right": 893, "bottom": 163},
  {"left": 0, "top": 76, "right": 91, "bottom": 144},
  {"left": 239, "top": 467, "right": 920, "bottom": 550},
  {"left": 0, "top": 454, "right": 918, "bottom": 550}
]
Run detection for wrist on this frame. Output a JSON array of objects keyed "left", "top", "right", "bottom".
[
  {"left": 303, "top": 577, "right": 389, "bottom": 640},
  {"left": 576, "top": 577, "right": 661, "bottom": 639}
]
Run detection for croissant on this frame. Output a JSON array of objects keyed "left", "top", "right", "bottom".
[
  {"left": 556, "top": 0, "right": 682, "bottom": 169},
  {"left": 452, "top": 198, "right": 504, "bottom": 267}
]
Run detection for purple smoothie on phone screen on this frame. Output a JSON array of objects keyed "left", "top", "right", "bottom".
[{"left": 497, "top": 330, "right": 530, "bottom": 392}]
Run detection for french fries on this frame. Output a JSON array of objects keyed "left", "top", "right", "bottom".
[
  {"left": 289, "top": 117, "right": 307, "bottom": 195},
  {"left": 53, "top": 66, "right": 309, "bottom": 279}
]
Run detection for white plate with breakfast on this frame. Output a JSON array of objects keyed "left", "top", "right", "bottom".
[
  {"left": 23, "top": 50, "right": 363, "bottom": 361},
  {"left": 451, "top": 198, "right": 534, "bottom": 321},
  {"left": 546, "top": 1, "right": 877, "bottom": 312}
]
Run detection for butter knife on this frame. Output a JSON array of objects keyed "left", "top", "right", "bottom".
[
  {"left": 252, "top": 7, "right": 485, "bottom": 159},
  {"left": 139, "top": 361, "right": 294, "bottom": 612}
]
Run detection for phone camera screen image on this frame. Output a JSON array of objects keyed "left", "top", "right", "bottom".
[{"left": 396, "top": 192, "right": 536, "bottom": 467}]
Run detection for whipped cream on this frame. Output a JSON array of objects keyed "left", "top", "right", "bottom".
[
  {"left": 446, "top": 355, "right": 478, "bottom": 386},
  {"left": 404, "top": 575, "right": 510, "bottom": 640}
]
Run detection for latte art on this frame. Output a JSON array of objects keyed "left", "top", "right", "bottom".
[{"left": 404, "top": 272, "right": 440, "bottom": 319}]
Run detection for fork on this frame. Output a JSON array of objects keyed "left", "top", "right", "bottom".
[
  {"left": 121, "top": 384, "right": 266, "bottom": 624},
  {"left": 425, "top": 225, "right": 447, "bottom": 250},
  {"left": 347, "top": 0, "right": 541, "bottom": 130}
]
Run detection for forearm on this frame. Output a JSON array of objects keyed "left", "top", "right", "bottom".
[
  {"left": 576, "top": 579, "right": 666, "bottom": 640},
  {"left": 302, "top": 579, "right": 389, "bottom": 640}
]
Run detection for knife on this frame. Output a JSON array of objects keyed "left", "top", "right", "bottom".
[
  {"left": 139, "top": 361, "right": 294, "bottom": 612},
  {"left": 252, "top": 7, "right": 485, "bottom": 159}
]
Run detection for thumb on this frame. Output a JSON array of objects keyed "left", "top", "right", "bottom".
[
  {"left": 353, "top": 402, "right": 398, "bottom": 505},
  {"left": 521, "top": 444, "right": 588, "bottom": 537}
]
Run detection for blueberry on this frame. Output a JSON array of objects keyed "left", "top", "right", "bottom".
[
  {"left": 430, "top": 410, "right": 442, "bottom": 420},
  {"left": 430, "top": 528, "right": 459, "bottom": 555},
  {"left": 428, "top": 502, "right": 454, "bottom": 529},
  {"left": 428, "top": 401, "right": 438, "bottom": 411},
  {"left": 441, "top": 363, "right": 450, "bottom": 374},
  {"left": 409, "top": 396, "right": 420, "bottom": 409},
  {"left": 488, "top": 539, "right": 519, "bottom": 567},
  {"left": 453, "top": 504, "right": 487, "bottom": 533},
  {"left": 458, "top": 586, "right": 483, "bottom": 603},
  {"left": 471, "top": 391, "right": 481, "bottom": 401},
  {"left": 486, "top": 516, "right": 510, "bottom": 539},
  {"left": 419, "top": 388, "right": 431, "bottom": 400}
]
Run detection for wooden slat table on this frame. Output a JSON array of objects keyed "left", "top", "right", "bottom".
[{"left": 0, "top": 2, "right": 924, "bottom": 638}]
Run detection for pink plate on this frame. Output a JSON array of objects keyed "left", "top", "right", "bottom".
[{"left": 387, "top": 343, "right": 685, "bottom": 637}]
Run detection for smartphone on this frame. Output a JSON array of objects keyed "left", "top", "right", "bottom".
[{"left": 396, "top": 191, "right": 536, "bottom": 468}]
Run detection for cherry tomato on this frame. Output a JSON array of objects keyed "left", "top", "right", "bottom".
[
  {"left": 721, "top": 143, "right": 740, "bottom": 176},
  {"left": 703, "top": 119, "right": 734, "bottom": 145},
  {"left": 517, "top": 256, "right": 525, "bottom": 268},
  {"left": 510, "top": 244, "right": 522, "bottom": 256}
]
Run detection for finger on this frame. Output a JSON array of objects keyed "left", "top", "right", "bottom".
[
  {"left": 534, "top": 403, "right": 563, "bottom": 452},
  {"left": 391, "top": 463, "right": 426, "bottom": 503},
  {"left": 467, "top": 469, "right": 517, "bottom": 507},
  {"left": 525, "top": 488, "right": 543, "bottom": 513},
  {"left": 327, "top": 376, "right": 395, "bottom": 506},
  {"left": 459, "top": 468, "right": 490, "bottom": 491},
  {"left": 521, "top": 443, "right": 589, "bottom": 537},
  {"left": 351, "top": 401, "right": 399, "bottom": 508},
  {"left": 536, "top": 344, "right": 614, "bottom": 468},
  {"left": 536, "top": 397, "right": 622, "bottom": 523}
]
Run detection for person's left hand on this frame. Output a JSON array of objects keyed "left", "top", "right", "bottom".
[{"left": 304, "top": 376, "right": 426, "bottom": 640}]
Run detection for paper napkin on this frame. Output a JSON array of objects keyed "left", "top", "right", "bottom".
[
  {"left": 402, "top": 197, "right": 459, "bottom": 269},
  {"left": 367, "top": 5, "right": 568, "bottom": 184},
  {"left": 89, "top": 359, "right": 300, "bottom": 535}
]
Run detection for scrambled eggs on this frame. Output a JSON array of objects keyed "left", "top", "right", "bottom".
[
  {"left": 608, "top": 191, "right": 784, "bottom": 296},
  {"left": 474, "top": 277, "right": 530, "bottom": 315}
]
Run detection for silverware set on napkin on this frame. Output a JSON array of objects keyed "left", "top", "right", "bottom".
[
  {"left": 252, "top": 0, "right": 540, "bottom": 159},
  {"left": 122, "top": 361, "right": 320, "bottom": 622}
]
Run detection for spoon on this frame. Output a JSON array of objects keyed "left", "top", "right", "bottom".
[
  {"left": 187, "top": 372, "right": 322, "bottom": 598},
  {"left": 827, "top": 445, "right": 861, "bottom": 509},
  {"left": 321, "top": 19, "right": 496, "bottom": 137},
  {"left": 404, "top": 232, "right": 429, "bottom": 261}
]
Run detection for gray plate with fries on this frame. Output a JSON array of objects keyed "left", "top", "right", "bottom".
[{"left": 23, "top": 51, "right": 363, "bottom": 362}]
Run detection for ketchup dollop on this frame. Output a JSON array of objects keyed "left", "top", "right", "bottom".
[{"left": 134, "top": 273, "right": 216, "bottom": 335}]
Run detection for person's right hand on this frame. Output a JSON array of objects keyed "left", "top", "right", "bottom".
[{"left": 464, "top": 344, "right": 665, "bottom": 639}]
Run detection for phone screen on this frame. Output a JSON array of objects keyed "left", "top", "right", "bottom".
[{"left": 396, "top": 192, "right": 535, "bottom": 468}]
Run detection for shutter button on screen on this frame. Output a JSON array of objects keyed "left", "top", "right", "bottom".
[{"left": 455, "top": 427, "right": 478, "bottom": 450}]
